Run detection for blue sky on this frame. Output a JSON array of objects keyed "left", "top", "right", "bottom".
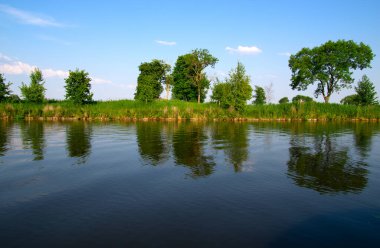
[{"left": 0, "top": 0, "right": 379, "bottom": 102}]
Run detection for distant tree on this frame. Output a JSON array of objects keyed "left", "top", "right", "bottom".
[
  {"left": 211, "top": 80, "right": 229, "bottom": 106},
  {"left": 279, "top": 97, "right": 289, "bottom": 104},
  {"left": 355, "top": 75, "right": 378, "bottom": 105},
  {"left": 20, "top": 68, "right": 46, "bottom": 103},
  {"left": 253, "top": 86, "right": 266, "bottom": 105},
  {"left": 172, "top": 54, "right": 207, "bottom": 102},
  {"left": 211, "top": 62, "right": 252, "bottom": 112},
  {"left": 135, "top": 59, "right": 171, "bottom": 103},
  {"left": 265, "top": 82, "right": 274, "bottom": 103},
  {"left": 289, "top": 40, "right": 374, "bottom": 103},
  {"left": 185, "top": 49, "right": 218, "bottom": 103},
  {"left": 0, "top": 73, "right": 12, "bottom": 102},
  {"left": 7, "top": 94, "right": 21, "bottom": 103},
  {"left": 64, "top": 69, "right": 93, "bottom": 104},
  {"left": 292, "top": 95, "right": 314, "bottom": 103},
  {"left": 340, "top": 94, "right": 359, "bottom": 105}
]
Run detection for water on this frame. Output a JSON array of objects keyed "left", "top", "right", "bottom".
[{"left": 1, "top": 121, "right": 380, "bottom": 247}]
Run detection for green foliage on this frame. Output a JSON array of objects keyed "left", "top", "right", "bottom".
[
  {"left": 211, "top": 62, "right": 252, "bottom": 112},
  {"left": 172, "top": 54, "right": 207, "bottom": 102},
  {"left": 1, "top": 100, "right": 380, "bottom": 120},
  {"left": 289, "top": 40, "right": 374, "bottom": 103},
  {"left": 135, "top": 59, "right": 171, "bottom": 103},
  {"left": 64, "top": 69, "right": 94, "bottom": 104},
  {"left": 0, "top": 74, "right": 12, "bottom": 102},
  {"left": 253, "top": 86, "right": 266, "bottom": 105},
  {"left": 20, "top": 68, "right": 46, "bottom": 103},
  {"left": 355, "top": 75, "right": 378, "bottom": 105},
  {"left": 279, "top": 97, "right": 289, "bottom": 104},
  {"left": 340, "top": 94, "right": 359, "bottom": 105},
  {"left": 184, "top": 49, "right": 218, "bottom": 103},
  {"left": 292, "top": 95, "right": 314, "bottom": 103}
]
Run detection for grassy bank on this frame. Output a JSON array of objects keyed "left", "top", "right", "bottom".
[{"left": 1, "top": 100, "right": 379, "bottom": 121}]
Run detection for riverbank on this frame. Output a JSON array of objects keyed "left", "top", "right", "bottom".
[{"left": 1, "top": 100, "right": 380, "bottom": 121}]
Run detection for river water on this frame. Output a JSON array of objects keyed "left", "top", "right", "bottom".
[{"left": 1, "top": 121, "right": 379, "bottom": 247}]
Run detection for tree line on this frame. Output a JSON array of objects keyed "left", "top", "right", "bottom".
[
  {"left": 0, "top": 68, "right": 94, "bottom": 104},
  {"left": 0, "top": 40, "right": 378, "bottom": 109}
]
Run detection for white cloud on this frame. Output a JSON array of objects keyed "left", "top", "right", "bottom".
[
  {"left": 0, "top": 61, "right": 35, "bottom": 74},
  {"left": 91, "top": 77, "right": 112, "bottom": 85},
  {"left": 155, "top": 40, "right": 177, "bottom": 46},
  {"left": 43, "top": 68, "right": 69, "bottom": 78},
  {"left": 226, "top": 45, "right": 262, "bottom": 55},
  {"left": 0, "top": 53, "right": 12, "bottom": 61},
  {"left": 0, "top": 4, "right": 64, "bottom": 27},
  {"left": 278, "top": 52, "right": 291, "bottom": 57}
]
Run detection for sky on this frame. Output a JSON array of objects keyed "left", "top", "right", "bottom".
[{"left": 0, "top": 0, "right": 379, "bottom": 103}]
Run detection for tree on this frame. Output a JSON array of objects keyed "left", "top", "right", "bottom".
[
  {"left": 292, "top": 95, "right": 314, "bottom": 103},
  {"left": 211, "top": 62, "right": 252, "bottom": 112},
  {"left": 279, "top": 97, "right": 289, "bottom": 104},
  {"left": 172, "top": 54, "right": 207, "bottom": 102},
  {"left": 355, "top": 75, "right": 378, "bottom": 105},
  {"left": 289, "top": 40, "right": 374, "bottom": 103},
  {"left": 253, "top": 86, "right": 266, "bottom": 105},
  {"left": 185, "top": 49, "right": 218, "bottom": 103},
  {"left": 134, "top": 59, "right": 171, "bottom": 103},
  {"left": 340, "top": 94, "right": 359, "bottom": 105},
  {"left": 20, "top": 68, "right": 46, "bottom": 103},
  {"left": 64, "top": 69, "right": 93, "bottom": 104},
  {"left": 0, "top": 74, "right": 12, "bottom": 102},
  {"left": 264, "top": 82, "right": 274, "bottom": 103}
]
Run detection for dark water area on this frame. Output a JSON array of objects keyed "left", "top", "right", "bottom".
[{"left": 1, "top": 120, "right": 380, "bottom": 247}]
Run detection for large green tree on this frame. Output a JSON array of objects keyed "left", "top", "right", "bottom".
[
  {"left": 211, "top": 62, "right": 252, "bottom": 112},
  {"left": 355, "top": 75, "right": 378, "bottom": 105},
  {"left": 20, "top": 68, "right": 46, "bottom": 103},
  {"left": 65, "top": 69, "right": 93, "bottom": 104},
  {"left": 134, "top": 59, "right": 171, "bottom": 103},
  {"left": 0, "top": 73, "right": 12, "bottom": 102},
  {"left": 172, "top": 54, "right": 207, "bottom": 102},
  {"left": 289, "top": 40, "right": 374, "bottom": 103},
  {"left": 185, "top": 49, "right": 218, "bottom": 103}
]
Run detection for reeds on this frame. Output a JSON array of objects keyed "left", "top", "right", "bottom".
[{"left": 1, "top": 100, "right": 379, "bottom": 121}]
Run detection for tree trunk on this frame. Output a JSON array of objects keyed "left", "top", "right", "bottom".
[
  {"left": 198, "top": 87, "right": 201, "bottom": 104},
  {"left": 324, "top": 95, "right": 330, "bottom": 103}
]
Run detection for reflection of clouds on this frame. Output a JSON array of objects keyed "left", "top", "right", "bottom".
[{"left": 241, "top": 164, "right": 254, "bottom": 173}]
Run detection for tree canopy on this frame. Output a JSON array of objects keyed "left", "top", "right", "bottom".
[
  {"left": 172, "top": 54, "right": 207, "bottom": 102},
  {"left": 64, "top": 69, "right": 94, "bottom": 104},
  {"left": 134, "top": 59, "right": 171, "bottom": 102},
  {"left": 20, "top": 68, "right": 46, "bottom": 103},
  {"left": 184, "top": 49, "right": 218, "bottom": 103},
  {"left": 0, "top": 74, "right": 12, "bottom": 102},
  {"left": 289, "top": 40, "right": 374, "bottom": 103},
  {"left": 253, "top": 86, "right": 266, "bottom": 105},
  {"left": 211, "top": 62, "right": 252, "bottom": 112},
  {"left": 292, "top": 95, "right": 314, "bottom": 103},
  {"left": 279, "top": 97, "right": 289, "bottom": 104},
  {"left": 355, "top": 75, "right": 378, "bottom": 105}
]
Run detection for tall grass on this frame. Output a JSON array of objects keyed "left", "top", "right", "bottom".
[{"left": 1, "top": 100, "right": 379, "bottom": 120}]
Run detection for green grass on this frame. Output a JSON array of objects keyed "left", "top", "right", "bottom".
[{"left": 1, "top": 100, "right": 379, "bottom": 121}]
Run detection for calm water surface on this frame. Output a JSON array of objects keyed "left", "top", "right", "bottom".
[{"left": 1, "top": 121, "right": 380, "bottom": 247}]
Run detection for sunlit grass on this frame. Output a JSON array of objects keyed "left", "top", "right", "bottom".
[{"left": 1, "top": 100, "right": 379, "bottom": 120}]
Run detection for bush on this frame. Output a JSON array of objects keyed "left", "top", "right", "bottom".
[{"left": 279, "top": 97, "right": 289, "bottom": 104}]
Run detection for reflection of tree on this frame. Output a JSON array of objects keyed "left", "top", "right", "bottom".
[
  {"left": 21, "top": 121, "right": 45, "bottom": 160},
  {"left": 287, "top": 133, "right": 368, "bottom": 194},
  {"left": 211, "top": 122, "right": 249, "bottom": 172},
  {"left": 136, "top": 122, "right": 169, "bottom": 165},
  {"left": 353, "top": 123, "right": 374, "bottom": 158},
  {"left": 0, "top": 121, "right": 11, "bottom": 157},
  {"left": 66, "top": 122, "right": 92, "bottom": 164},
  {"left": 173, "top": 123, "right": 215, "bottom": 178}
]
